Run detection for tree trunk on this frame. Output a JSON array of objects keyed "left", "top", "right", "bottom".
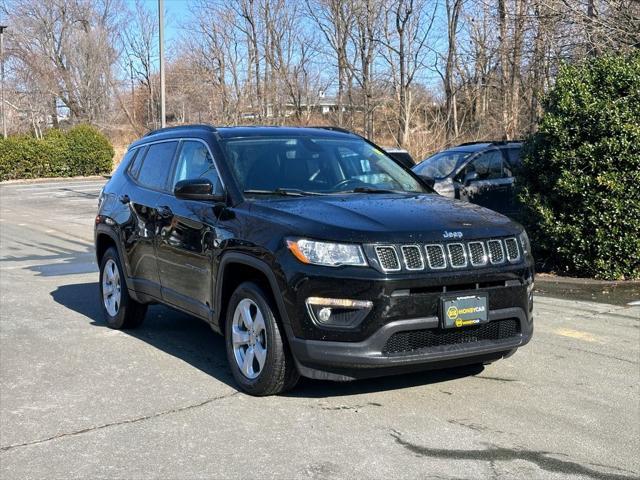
[{"left": 498, "top": 0, "right": 510, "bottom": 140}]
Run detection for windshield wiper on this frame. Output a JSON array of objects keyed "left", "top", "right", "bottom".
[
  {"left": 243, "top": 188, "right": 321, "bottom": 197},
  {"left": 347, "top": 187, "right": 403, "bottom": 194}
]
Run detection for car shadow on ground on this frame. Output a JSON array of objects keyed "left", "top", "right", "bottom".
[{"left": 51, "top": 282, "right": 484, "bottom": 398}]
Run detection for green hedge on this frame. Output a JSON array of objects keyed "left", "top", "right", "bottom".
[
  {"left": 518, "top": 52, "right": 640, "bottom": 280},
  {"left": 0, "top": 125, "right": 114, "bottom": 181}
]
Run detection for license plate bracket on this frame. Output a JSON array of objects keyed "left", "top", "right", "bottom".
[{"left": 440, "top": 294, "right": 488, "bottom": 329}]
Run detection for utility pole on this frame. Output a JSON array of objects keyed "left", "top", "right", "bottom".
[
  {"left": 158, "top": 0, "right": 166, "bottom": 128},
  {"left": 129, "top": 59, "right": 135, "bottom": 121},
  {"left": 1, "top": 25, "right": 7, "bottom": 139}
]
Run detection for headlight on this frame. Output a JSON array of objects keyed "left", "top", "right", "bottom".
[
  {"left": 519, "top": 230, "right": 531, "bottom": 256},
  {"left": 287, "top": 239, "right": 368, "bottom": 267}
]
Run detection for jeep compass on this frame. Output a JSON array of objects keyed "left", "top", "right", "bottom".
[{"left": 94, "top": 125, "right": 534, "bottom": 395}]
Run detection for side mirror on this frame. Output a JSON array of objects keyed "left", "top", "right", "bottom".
[
  {"left": 463, "top": 171, "right": 479, "bottom": 186},
  {"left": 174, "top": 178, "right": 225, "bottom": 202}
]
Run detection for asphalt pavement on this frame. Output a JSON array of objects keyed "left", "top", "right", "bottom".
[{"left": 1, "top": 178, "right": 638, "bottom": 479}]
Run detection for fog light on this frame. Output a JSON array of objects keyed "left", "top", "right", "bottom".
[
  {"left": 305, "top": 297, "right": 373, "bottom": 329},
  {"left": 318, "top": 307, "right": 332, "bottom": 322}
]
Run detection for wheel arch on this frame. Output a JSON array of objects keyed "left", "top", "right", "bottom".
[
  {"left": 95, "top": 224, "right": 134, "bottom": 286},
  {"left": 215, "top": 252, "right": 291, "bottom": 339}
]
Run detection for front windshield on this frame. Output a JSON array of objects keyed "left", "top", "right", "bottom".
[
  {"left": 221, "top": 135, "right": 428, "bottom": 195},
  {"left": 414, "top": 150, "right": 472, "bottom": 180}
]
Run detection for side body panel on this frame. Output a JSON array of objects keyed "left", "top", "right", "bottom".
[{"left": 155, "top": 192, "right": 218, "bottom": 319}]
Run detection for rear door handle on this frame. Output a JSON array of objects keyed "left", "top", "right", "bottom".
[
  {"left": 119, "top": 194, "right": 130, "bottom": 204},
  {"left": 157, "top": 205, "right": 173, "bottom": 218}
]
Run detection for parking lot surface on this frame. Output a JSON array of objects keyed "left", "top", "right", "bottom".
[{"left": 1, "top": 178, "right": 639, "bottom": 479}]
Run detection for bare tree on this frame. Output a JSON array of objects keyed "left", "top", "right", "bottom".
[
  {"left": 3, "top": 0, "right": 122, "bottom": 124},
  {"left": 380, "top": 0, "right": 438, "bottom": 146},
  {"left": 120, "top": 0, "right": 158, "bottom": 128},
  {"left": 305, "top": 0, "right": 355, "bottom": 127},
  {"left": 443, "top": 0, "right": 463, "bottom": 141},
  {"left": 348, "top": 0, "right": 384, "bottom": 137}
]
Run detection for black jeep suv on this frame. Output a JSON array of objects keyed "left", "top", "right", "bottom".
[{"left": 95, "top": 125, "right": 534, "bottom": 395}]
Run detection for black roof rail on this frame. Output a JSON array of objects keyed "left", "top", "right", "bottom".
[
  {"left": 456, "top": 139, "right": 522, "bottom": 147},
  {"left": 144, "top": 124, "right": 217, "bottom": 137},
  {"left": 457, "top": 141, "right": 490, "bottom": 146},
  {"left": 491, "top": 140, "right": 523, "bottom": 145},
  {"left": 308, "top": 126, "right": 354, "bottom": 134}
]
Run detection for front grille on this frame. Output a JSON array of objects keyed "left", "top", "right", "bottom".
[
  {"left": 468, "top": 241, "right": 488, "bottom": 266},
  {"left": 425, "top": 244, "right": 446, "bottom": 269},
  {"left": 375, "top": 246, "right": 400, "bottom": 271},
  {"left": 371, "top": 238, "right": 520, "bottom": 273},
  {"left": 401, "top": 245, "right": 424, "bottom": 270},
  {"left": 487, "top": 240, "right": 505, "bottom": 264},
  {"left": 382, "top": 319, "right": 520, "bottom": 355},
  {"left": 447, "top": 243, "right": 467, "bottom": 268},
  {"left": 504, "top": 237, "right": 520, "bottom": 262}
]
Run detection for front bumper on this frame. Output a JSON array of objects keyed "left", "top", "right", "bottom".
[
  {"left": 277, "top": 255, "right": 534, "bottom": 380},
  {"left": 289, "top": 306, "right": 532, "bottom": 380}
]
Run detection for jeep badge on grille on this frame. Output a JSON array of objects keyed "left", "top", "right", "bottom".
[{"left": 443, "top": 231, "right": 463, "bottom": 239}]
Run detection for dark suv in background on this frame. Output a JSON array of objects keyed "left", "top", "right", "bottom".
[
  {"left": 95, "top": 125, "right": 534, "bottom": 395},
  {"left": 412, "top": 141, "right": 522, "bottom": 217}
]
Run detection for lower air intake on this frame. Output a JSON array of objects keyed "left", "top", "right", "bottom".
[{"left": 382, "top": 319, "right": 520, "bottom": 355}]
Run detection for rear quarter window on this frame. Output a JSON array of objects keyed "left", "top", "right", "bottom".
[{"left": 127, "top": 147, "right": 146, "bottom": 179}]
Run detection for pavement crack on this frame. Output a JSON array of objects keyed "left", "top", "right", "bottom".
[
  {"left": 0, "top": 391, "right": 238, "bottom": 453},
  {"left": 447, "top": 419, "right": 505, "bottom": 434},
  {"left": 389, "top": 431, "right": 637, "bottom": 480},
  {"left": 472, "top": 375, "right": 518, "bottom": 383},
  {"left": 317, "top": 401, "right": 383, "bottom": 412}
]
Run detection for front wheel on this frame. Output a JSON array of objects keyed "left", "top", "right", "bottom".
[
  {"left": 99, "top": 247, "right": 147, "bottom": 329},
  {"left": 225, "top": 282, "right": 299, "bottom": 396}
]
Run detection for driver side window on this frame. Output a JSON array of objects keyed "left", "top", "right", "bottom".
[
  {"left": 461, "top": 150, "right": 504, "bottom": 181},
  {"left": 173, "top": 141, "right": 223, "bottom": 193}
]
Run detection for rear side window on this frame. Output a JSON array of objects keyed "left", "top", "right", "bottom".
[
  {"left": 136, "top": 141, "right": 178, "bottom": 191},
  {"left": 467, "top": 150, "right": 503, "bottom": 180},
  {"left": 505, "top": 147, "right": 522, "bottom": 168}
]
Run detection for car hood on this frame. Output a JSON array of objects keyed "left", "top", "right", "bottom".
[{"left": 248, "top": 193, "right": 520, "bottom": 243}]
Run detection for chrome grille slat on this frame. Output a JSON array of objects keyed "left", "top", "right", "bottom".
[
  {"left": 447, "top": 243, "right": 467, "bottom": 268},
  {"left": 468, "top": 241, "right": 488, "bottom": 266},
  {"left": 504, "top": 237, "right": 520, "bottom": 262},
  {"left": 401, "top": 245, "right": 424, "bottom": 271},
  {"left": 374, "top": 238, "right": 520, "bottom": 272},
  {"left": 487, "top": 239, "right": 506, "bottom": 264},
  {"left": 375, "top": 246, "right": 401, "bottom": 272},
  {"left": 425, "top": 244, "right": 447, "bottom": 269}
]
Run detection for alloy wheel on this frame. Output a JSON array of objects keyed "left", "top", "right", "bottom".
[
  {"left": 231, "top": 298, "right": 267, "bottom": 379},
  {"left": 102, "top": 258, "right": 121, "bottom": 317}
]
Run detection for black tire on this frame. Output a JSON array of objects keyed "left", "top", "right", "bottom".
[
  {"left": 99, "top": 247, "right": 147, "bottom": 329},
  {"left": 225, "top": 281, "right": 299, "bottom": 396}
]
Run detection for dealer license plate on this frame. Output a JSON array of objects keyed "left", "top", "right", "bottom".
[{"left": 441, "top": 294, "right": 488, "bottom": 329}]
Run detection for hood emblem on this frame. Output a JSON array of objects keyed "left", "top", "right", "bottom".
[{"left": 443, "top": 231, "right": 463, "bottom": 239}]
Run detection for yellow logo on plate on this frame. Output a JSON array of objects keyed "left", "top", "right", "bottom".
[
  {"left": 455, "top": 319, "right": 463, "bottom": 327},
  {"left": 447, "top": 306, "right": 459, "bottom": 320}
]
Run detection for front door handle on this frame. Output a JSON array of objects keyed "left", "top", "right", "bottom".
[
  {"left": 119, "top": 194, "right": 130, "bottom": 204},
  {"left": 157, "top": 205, "right": 173, "bottom": 219}
]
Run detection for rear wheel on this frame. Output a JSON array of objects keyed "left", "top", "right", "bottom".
[
  {"left": 225, "top": 281, "right": 299, "bottom": 395},
  {"left": 99, "top": 247, "right": 147, "bottom": 329}
]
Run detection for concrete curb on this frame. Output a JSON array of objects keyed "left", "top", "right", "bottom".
[
  {"left": 535, "top": 274, "right": 640, "bottom": 306},
  {"left": 0, "top": 175, "right": 110, "bottom": 185}
]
